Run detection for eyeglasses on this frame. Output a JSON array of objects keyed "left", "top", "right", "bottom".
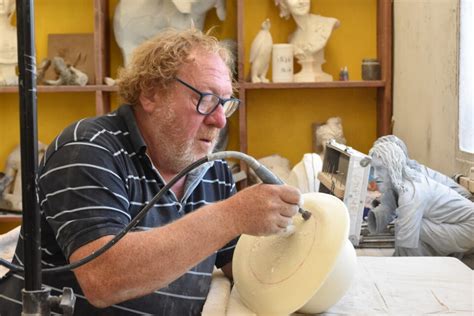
[{"left": 175, "top": 78, "right": 240, "bottom": 118}]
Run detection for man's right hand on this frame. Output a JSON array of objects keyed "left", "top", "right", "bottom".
[{"left": 222, "top": 184, "right": 302, "bottom": 236}]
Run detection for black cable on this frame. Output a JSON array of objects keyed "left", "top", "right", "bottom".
[{"left": 0, "top": 156, "right": 209, "bottom": 274}]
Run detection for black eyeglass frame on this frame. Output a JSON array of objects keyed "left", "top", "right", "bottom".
[{"left": 175, "top": 77, "right": 240, "bottom": 117}]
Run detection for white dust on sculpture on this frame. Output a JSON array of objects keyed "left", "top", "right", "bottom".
[
  {"left": 249, "top": 18, "right": 273, "bottom": 83},
  {"left": 0, "top": 0, "right": 17, "bottom": 86},
  {"left": 315, "top": 117, "right": 346, "bottom": 158},
  {"left": 114, "top": 0, "right": 226, "bottom": 66},
  {"left": 275, "top": 0, "right": 340, "bottom": 82}
]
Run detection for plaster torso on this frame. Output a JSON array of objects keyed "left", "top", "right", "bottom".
[
  {"left": 289, "top": 14, "right": 338, "bottom": 61},
  {"left": 0, "top": 19, "right": 17, "bottom": 64}
]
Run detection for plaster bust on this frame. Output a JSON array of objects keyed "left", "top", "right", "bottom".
[
  {"left": 315, "top": 117, "right": 346, "bottom": 158},
  {"left": 275, "top": 0, "right": 340, "bottom": 82},
  {"left": 0, "top": 0, "right": 18, "bottom": 86},
  {"left": 114, "top": 0, "right": 226, "bottom": 65}
]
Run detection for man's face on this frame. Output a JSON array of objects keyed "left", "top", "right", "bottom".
[
  {"left": 149, "top": 50, "right": 231, "bottom": 172},
  {"left": 371, "top": 157, "right": 392, "bottom": 193}
]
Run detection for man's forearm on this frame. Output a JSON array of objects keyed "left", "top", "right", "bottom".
[{"left": 70, "top": 201, "right": 238, "bottom": 308}]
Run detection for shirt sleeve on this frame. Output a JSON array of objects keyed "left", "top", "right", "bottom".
[{"left": 38, "top": 143, "right": 130, "bottom": 260}]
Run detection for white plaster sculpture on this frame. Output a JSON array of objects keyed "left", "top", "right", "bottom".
[
  {"left": 287, "top": 153, "right": 322, "bottom": 193},
  {"left": 249, "top": 18, "right": 273, "bottom": 83},
  {"left": 0, "top": 0, "right": 18, "bottom": 86},
  {"left": 0, "top": 143, "right": 47, "bottom": 211},
  {"left": 315, "top": 116, "right": 346, "bottom": 158},
  {"left": 232, "top": 192, "right": 356, "bottom": 314},
  {"left": 369, "top": 141, "right": 474, "bottom": 257},
  {"left": 114, "top": 0, "right": 226, "bottom": 65},
  {"left": 275, "top": 0, "right": 340, "bottom": 82},
  {"left": 42, "top": 57, "right": 88, "bottom": 86}
]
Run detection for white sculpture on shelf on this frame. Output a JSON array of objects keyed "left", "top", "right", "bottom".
[
  {"left": 249, "top": 18, "right": 273, "bottom": 83},
  {"left": 114, "top": 0, "right": 227, "bottom": 65},
  {"left": 275, "top": 0, "right": 340, "bottom": 82},
  {"left": 0, "top": 0, "right": 18, "bottom": 86},
  {"left": 315, "top": 117, "right": 346, "bottom": 158}
]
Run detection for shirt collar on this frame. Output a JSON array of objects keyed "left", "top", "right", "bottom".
[{"left": 117, "top": 104, "right": 147, "bottom": 156}]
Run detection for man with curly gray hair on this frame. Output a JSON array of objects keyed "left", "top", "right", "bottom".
[
  {"left": 369, "top": 141, "right": 474, "bottom": 258},
  {"left": 0, "top": 28, "right": 302, "bottom": 315}
]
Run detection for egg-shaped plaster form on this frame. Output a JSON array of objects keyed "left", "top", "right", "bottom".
[{"left": 233, "top": 192, "right": 357, "bottom": 315}]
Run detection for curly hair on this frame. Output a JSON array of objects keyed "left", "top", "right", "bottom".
[
  {"left": 274, "top": 0, "right": 292, "bottom": 19},
  {"left": 117, "top": 28, "right": 235, "bottom": 106},
  {"left": 373, "top": 135, "right": 422, "bottom": 172}
]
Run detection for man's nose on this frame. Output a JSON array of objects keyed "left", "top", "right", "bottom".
[{"left": 204, "top": 104, "right": 227, "bottom": 129}]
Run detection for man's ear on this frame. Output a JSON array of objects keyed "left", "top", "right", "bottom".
[{"left": 138, "top": 90, "right": 157, "bottom": 113}]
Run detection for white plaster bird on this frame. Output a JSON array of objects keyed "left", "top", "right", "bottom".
[{"left": 250, "top": 18, "right": 273, "bottom": 83}]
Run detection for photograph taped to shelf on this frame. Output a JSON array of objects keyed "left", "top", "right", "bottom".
[{"left": 44, "top": 33, "right": 95, "bottom": 84}]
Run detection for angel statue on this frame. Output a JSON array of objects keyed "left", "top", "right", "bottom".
[
  {"left": 249, "top": 18, "right": 273, "bottom": 83},
  {"left": 275, "top": 0, "right": 340, "bottom": 82},
  {"left": 0, "top": 0, "right": 17, "bottom": 86}
]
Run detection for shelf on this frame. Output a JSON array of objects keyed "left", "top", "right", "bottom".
[
  {"left": 240, "top": 80, "right": 386, "bottom": 90},
  {"left": 0, "top": 85, "right": 118, "bottom": 93},
  {"left": 0, "top": 214, "right": 22, "bottom": 223}
]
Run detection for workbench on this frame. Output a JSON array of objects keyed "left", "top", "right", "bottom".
[{"left": 203, "top": 256, "right": 473, "bottom": 315}]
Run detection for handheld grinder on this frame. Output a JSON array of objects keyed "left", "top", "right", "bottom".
[{"left": 208, "top": 151, "right": 312, "bottom": 221}]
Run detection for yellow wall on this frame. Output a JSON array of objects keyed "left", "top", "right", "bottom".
[
  {"left": 0, "top": 0, "right": 377, "bottom": 170},
  {"left": 242, "top": 0, "right": 378, "bottom": 165}
]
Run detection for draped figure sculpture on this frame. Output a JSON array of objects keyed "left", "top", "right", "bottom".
[
  {"left": 369, "top": 141, "right": 474, "bottom": 258},
  {"left": 275, "top": 0, "right": 340, "bottom": 82}
]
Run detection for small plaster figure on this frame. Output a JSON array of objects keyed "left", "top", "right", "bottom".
[
  {"left": 275, "top": 0, "right": 340, "bottom": 82},
  {"left": 42, "top": 57, "right": 88, "bottom": 86},
  {"left": 249, "top": 18, "right": 273, "bottom": 83},
  {"left": 0, "top": 0, "right": 18, "bottom": 86},
  {"left": 114, "top": 0, "right": 227, "bottom": 65},
  {"left": 315, "top": 117, "right": 346, "bottom": 158},
  {"left": 369, "top": 141, "right": 474, "bottom": 257}
]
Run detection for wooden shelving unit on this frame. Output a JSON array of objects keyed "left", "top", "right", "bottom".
[
  {"left": 236, "top": 0, "right": 393, "bottom": 179},
  {"left": 0, "top": 0, "right": 111, "bottom": 226}
]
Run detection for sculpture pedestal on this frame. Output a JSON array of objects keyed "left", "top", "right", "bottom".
[{"left": 294, "top": 51, "right": 333, "bottom": 82}]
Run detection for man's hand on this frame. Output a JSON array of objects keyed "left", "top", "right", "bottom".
[{"left": 223, "top": 184, "right": 301, "bottom": 236}]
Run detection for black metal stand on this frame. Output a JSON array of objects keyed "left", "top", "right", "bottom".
[
  {"left": 16, "top": 0, "right": 41, "bottom": 295},
  {"left": 16, "top": 0, "right": 75, "bottom": 314}
]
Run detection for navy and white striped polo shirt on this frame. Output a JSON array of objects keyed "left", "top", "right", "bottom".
[{"left": 0, "top": 104, "right": 238, "bottom": 315}]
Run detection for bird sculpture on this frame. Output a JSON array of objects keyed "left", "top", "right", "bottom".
[{"left": 249, "top": 18, "right": 273, "bottom": 83}]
